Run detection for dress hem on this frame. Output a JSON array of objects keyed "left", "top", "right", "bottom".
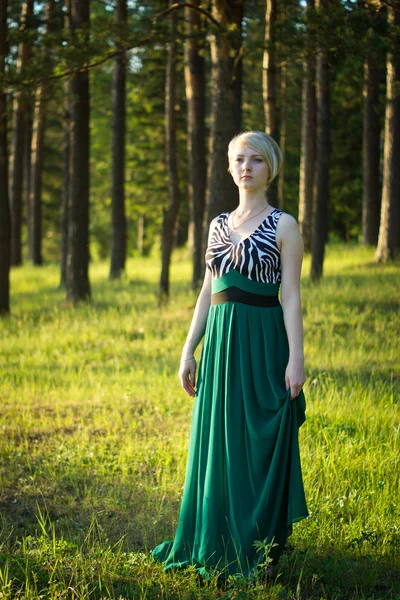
[{"left": 151, "top": 512, "right": 310, "bottom": 580}]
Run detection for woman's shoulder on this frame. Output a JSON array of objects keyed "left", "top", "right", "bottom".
[
  {"left": 273, "top": 210, "right": 299, "bottom": 229},
  {"left": 275, "top": 211, "right": 303, "bottom": 247},
  {"left": 217, "top": 211, "right": 230, "bottom": 222},
  {"left": 207, "top": 212, "right": 229, "bottom": 244},
  {"left": 209, "top": 212, "right": 229, "bottom": 231}
]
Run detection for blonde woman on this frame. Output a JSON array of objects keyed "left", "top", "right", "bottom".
[{"left": 152, "top": 131, "right": 309, "bottom": 584}]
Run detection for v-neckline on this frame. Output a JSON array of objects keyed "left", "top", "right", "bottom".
[{"left": 225, "top": 208, "right": 279, "bottom": 247}]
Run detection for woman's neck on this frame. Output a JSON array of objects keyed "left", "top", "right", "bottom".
[{"left": 236, "top": 189, "right": 269, "bottom": 214}]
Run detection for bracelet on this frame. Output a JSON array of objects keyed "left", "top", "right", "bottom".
[{"left": 181, "top": 356, "right": 194, "bottom": 362}]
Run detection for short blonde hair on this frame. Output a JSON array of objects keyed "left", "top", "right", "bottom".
[{"left": 228, "top": 131, "right": 283, "bottom": 187}]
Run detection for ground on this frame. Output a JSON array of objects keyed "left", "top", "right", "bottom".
[{"left": 0, "top": 244, "right": 399, "bottom": 599}]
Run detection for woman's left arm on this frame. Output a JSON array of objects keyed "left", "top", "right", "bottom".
[{"left": 276, "top": 214, "right": 306, "bottom": 400}]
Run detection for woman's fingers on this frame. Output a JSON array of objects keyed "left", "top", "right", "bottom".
[
  {"left": 289, "top": 380, "right": 304, "bottom": 400},
  {"left": 178, "top": 359, "right": 197, "bottom": 397},
  {"left": 290, "top": 386, "right": 300, "bottom": 400},
  {"left": 285, "top": 364, "right": 306, "bottom": 401},
  {"left": 181, "top": 377, "right": 194, "bottom": 397},
  {"left": 181, "top": 375, "right": 194, "bottom": 396},
  {"left": 189, "top": 363, "right": 196, "bottom": 388},
  {"left": 285, "top": 375, "right": 297, "bottom": 401}
]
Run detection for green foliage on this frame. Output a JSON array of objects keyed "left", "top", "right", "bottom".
[
  {"left": 4, "top": 0, "right": 393, "bottom": 261},
  {"left": 0, "top": 246, "right": 399, "bottom": 598},
  {"left": 330, "top": 56, "right": 364, "bottom": 241}
]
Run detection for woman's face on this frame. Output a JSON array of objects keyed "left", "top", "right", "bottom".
[{"left": 229, "top": 145, "right": 270, "bottom": 191}]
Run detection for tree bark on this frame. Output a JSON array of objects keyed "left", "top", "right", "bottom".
[
  {"left": 60, "top": 79, "right": 71, "bottom": 288},
  {"left": 10, "top": 0, "right": 34, "bottom": 266},
  {"left": 375, "top": 5, "right": 400, "bottom": 261},
  {"left": 277, "top": 59, "right": 286, "bottom": 210},
  {"left": 29, "top": 82, "right": 47, "bottom": 265},
  {"left": 184, "top": 1, "right": 207, "bottom": 290},
  {"left": 205, "top": 0, "right": 244, "bottom": 229},
  {"left": 263, "top": 0, "right": 279, "bottom": 206},
  {"left": 24, "top": 104, "right": 33, "bottom": 259},
  {"left": 66, "top": 0, "right": 91, "bottom": 301},
  {"left": 362, "top": 52, "right": 382, "bottom": 245},
  {"left": 310, "top": 0, "right": 330, "bottom": 281},
  {"left": 263, "top": 0, "right": 279, "bottom": 139},
  {"left": 109, "top": 0, "right": 127, "bottom": 280},
  {"left": 0, "top": 0, "right": 10, "bottom": 314},
  {"left": 298, "top": 0, "right": 316, "bottom": 252},
  {"left": 29, "top": 0, "right": 55, "bottom": 266},
  {"left": 160, "top": 0, "right": 182, "bottom": 297}
]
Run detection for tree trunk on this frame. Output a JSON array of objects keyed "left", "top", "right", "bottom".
[
  {"left": 60, "top": 79, "right": 70, "bottom": 288},
  {"left": 375, "top": 5, "right": 400, "bottom": 261},
  {"left": 109, "top": 0, "right": 127, "bottom": 280},
  {"left": 298, "top": 0, "right": 316, "bottom": 252},
  {"left": 263, "top": 0, "right": 279, "bottom": 206},
  {"left": 175, "top": 213, "right": 189, "bottom": 248},
  {"left": 310, "top": 0, "right": 330, "bottom": 281},
  {"left": 24, "top": 105, "right": 33, "bottom": 259},
  {"left": 0, "top": 0, "right": 10, "bottom": 314},
  {"left": 205, "top": 0, "right": 244, "bottom": 229},
  {"left": 362, "top": 53, "right": 382, "bottom": 245},
  {"left": 160, "top": 0, "right": 182, "bottom": 297},
  {"left": 184, "top": 1, "right": 207, "bottom": 290},
  {"left": 277, "top": 60, "right": 286, "bottom": 210},
  {"left": 66, "top": 0, "right": 91, "bottom": 302},
  {"left": 29, "top": 0, "right": 55, "bottom": 266},
  {"left": 10, "top": 0, "right": 34, "bottom": 266},
  {"left": 29, "top": 82, "right": 48, "bottom": 265},
  {"left": 263, "top": 0, "right": 279, "bottom": 139}
]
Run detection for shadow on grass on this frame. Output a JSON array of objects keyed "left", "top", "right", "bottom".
[
  {"left": 8, "top": 279, "right": 197, "bottom": 323},
  {"left": 303, "top": 269, "right": 400, "bottom": 291},
  {"left": 340, "top": 298, "right": 400, "bottom": 315},
  {"left": 305, "top": 366, "right": 400, "bottom": 388},
  {"left": 0, "top": 482, "right": 149, "bottom": 551},
  {"left": 278, "top": 542, "right": 400, "bottom": 599},
  {"left": 0, "top": 447, "right": 399, "bottom": 599},
  {"left": 0, "top": 526, "right": 398, "bottom": 599}
]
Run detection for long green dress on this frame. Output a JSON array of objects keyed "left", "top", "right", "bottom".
[{"left": 151, "top": 210, "right": 309, "bottom": 580}]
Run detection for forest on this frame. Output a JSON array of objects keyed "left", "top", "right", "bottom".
[
  {"left": 0, "top": 0, "right": 399, "bottom": 312},
  {"left": 0, "top": 2, "right": 399, "bottom": 599}
]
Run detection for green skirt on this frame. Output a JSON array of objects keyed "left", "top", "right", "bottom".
[{"left": 151, "top": 270, "right": 308, "bottom": 579}]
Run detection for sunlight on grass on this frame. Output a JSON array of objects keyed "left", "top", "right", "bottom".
[{"left": 0, "top": 244, "right": 399, "bottom": 599}]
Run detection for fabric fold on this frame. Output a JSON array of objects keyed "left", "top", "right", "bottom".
[{"left": 151, "top": 271, "right": 308, "bottom": 579}]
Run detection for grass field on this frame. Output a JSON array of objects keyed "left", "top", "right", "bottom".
[{"left": 0, "top": 244, "right": 399, "bottom": 599}]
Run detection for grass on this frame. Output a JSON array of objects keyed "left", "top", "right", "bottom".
[{"left": 0, "top": 243, "right": 399, "bottom": 599}]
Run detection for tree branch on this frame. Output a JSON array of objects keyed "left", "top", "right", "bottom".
[
  {"left": 3, "top": 1, "right": 221, "bottom": 89},
  {"left": 155, "top": 2, "right": 221, "bottom": 28}
]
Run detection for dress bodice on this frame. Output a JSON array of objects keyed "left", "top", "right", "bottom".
[{"left": 205, "top": 208, "right": 283, "bottom": 284}]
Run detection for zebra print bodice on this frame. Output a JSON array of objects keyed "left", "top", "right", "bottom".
[{"left": 205, "top": 208, "right": 283, "bottom": 283}]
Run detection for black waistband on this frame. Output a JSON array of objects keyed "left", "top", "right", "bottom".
[{"left": 211, "top": 286, "right": 280, "bottom": 307}]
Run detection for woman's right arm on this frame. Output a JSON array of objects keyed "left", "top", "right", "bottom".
[{"left": 178, "top": 218, "right": 218, "bottom": 397}]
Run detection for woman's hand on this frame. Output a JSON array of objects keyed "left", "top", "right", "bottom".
[
  {"left": 178, "top": 356, "right": 197, "bottom": 397},
  {"left": 176, "top": 220, "right": 216, "bottom": 399},
  {"left": 285, "top": 358, "right": 306, "bottom": 400}
]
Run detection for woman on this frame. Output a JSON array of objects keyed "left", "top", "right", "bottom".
[{"left": 151, "top": 131, "right": 309, "bottom": 583}]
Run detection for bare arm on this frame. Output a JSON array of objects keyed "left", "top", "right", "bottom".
[
  {"left": 180, "top": 268, "right": 212, "bottom": 362},
  {"left": 276, "top": 214, "right": 306, "bottom": 400},
  {"left": 178, "top": 218, "right": 218, "bottom": 397}
]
